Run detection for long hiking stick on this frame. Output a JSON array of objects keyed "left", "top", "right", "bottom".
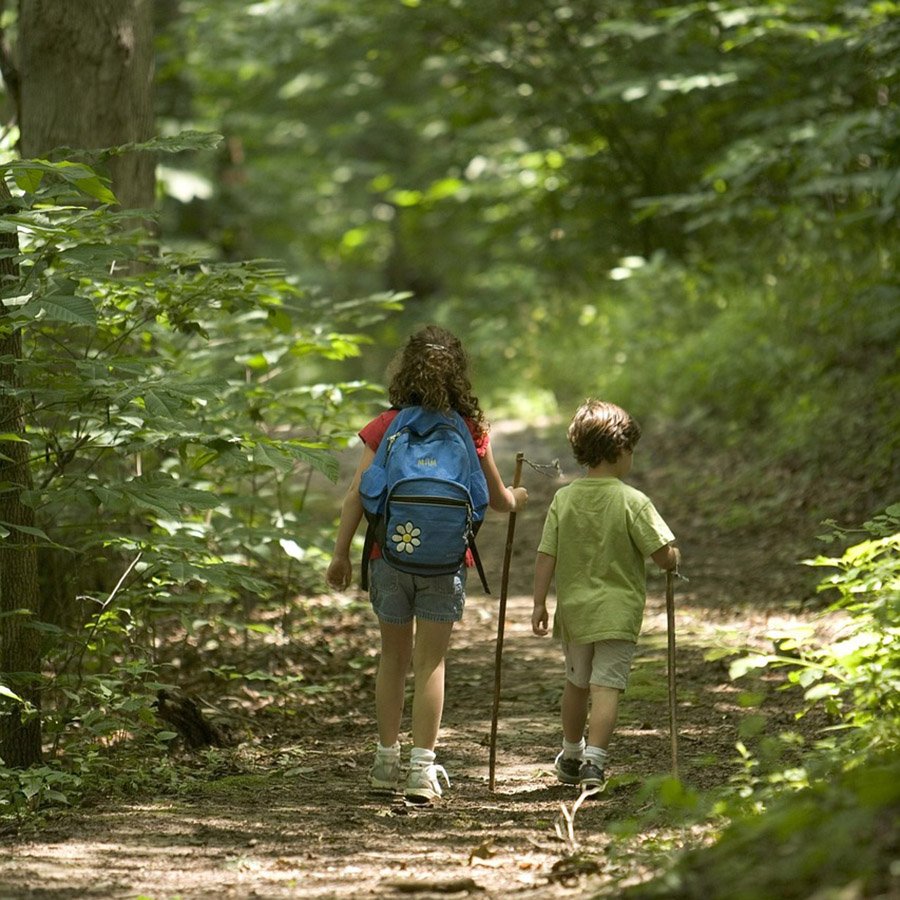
[
  {"left": 666, "top": 569, "right": 679, "bottom": 779},
  {"left": 488, "top": 451, "right": 524, "bottom": 792}
]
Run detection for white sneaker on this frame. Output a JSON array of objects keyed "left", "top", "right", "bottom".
[
  {"left": 405, "top": 761, "right": 450, "bottom": 803},
  {"left": 369, "top": 751, "right": 401, "bottom": 792}
]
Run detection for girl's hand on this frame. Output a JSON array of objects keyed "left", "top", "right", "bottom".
[
  {"left": 326, "top": 555, "right": 352, "bottom": 590},
  {"left": 532, "top": 601, "right": 549, "bottom": 636},
  {"left": 511, "top": 486, "right": 528, "bottom": 511}
]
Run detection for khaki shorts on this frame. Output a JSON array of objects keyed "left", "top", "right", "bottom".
[{"left": 562, "top": 639, "right": 636, "bottom": 691}]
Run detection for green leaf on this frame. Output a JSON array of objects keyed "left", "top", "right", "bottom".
[
  {"left": 284, "top": 441, "right": 339, "bottom": 482},
  {"left": 251, "top": 442, "right": 295, "bottom": 474},
  {"left": 71, "top": 175, "right": 117, "bottom": 204},
  {"left": 804, "top": 682, "right": 840, "bottom": 701},
  {"left": 142, "top": 390, "right": 182, "bottom": 420},
  {"left": 738, "top": 714, "right": 767, "bottom": 739},
  {"left": 19, "top": 295, "right": 97, "bottom": 326},
  {"left": 0, "top": 520, "right": 53, "bottom": 541},
  {"left": 0, "top": 684, "right": 24, "bottom": 703},
  {"left": 106, "top": 131, "right": 224, "bottom": 156},
  {"left": 2, "top": 159, "right": 118, "bottom": 203},
  {"left": 12, "top": 167, "right": 44, "bottom": 194},
  {"left": 729, "top": 654, "right": 772, "bottom": 679}
]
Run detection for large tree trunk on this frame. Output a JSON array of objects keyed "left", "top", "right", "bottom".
[
  {"left": 18, "top": 0, "right": 156, "bottom": 209},
  {"left": 0, "top": 1, "right": 157, "bottom": 767},
  {"left": 0, "top": 178, "right": 42, "bottom": 767}
]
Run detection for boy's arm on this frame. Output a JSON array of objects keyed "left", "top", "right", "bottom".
[
  {"left": 651, "top": 542, "right": 680, "bottom": 571},
  {"left": 326, "top": 446, "right": 376, "bottom": 589},
  {"left": 532, "top": 551, "right": 556, "bottom": 635}
]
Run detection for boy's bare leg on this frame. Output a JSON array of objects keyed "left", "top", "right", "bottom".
[
  {"left": 410, "top": 618, "right": 455, "bottom": 750},
  {"left": 375, "top": 620, "right": 414, "bottom": 747},
  {"left": 561, "top": 680, "right": 590, "bottom": 743},
  {"left": 587, "top": 685, "right": 620, "bottom": 749}
]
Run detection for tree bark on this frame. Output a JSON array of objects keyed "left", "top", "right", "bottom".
[
  {"left": 18, "top": 0, "right": 156, "bottom": 209},
  {"left": 0, "top": 0, "right": 157, "bottom": 767},
  {"left": 0, "top": 178, "right": 42, "bottom": 767}
]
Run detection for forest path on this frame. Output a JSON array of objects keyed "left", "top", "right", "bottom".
[
  {"left": 1, "top": 419, "right": 833, "bottom": 899},
  {"left": 3, "top": 587, "right": 764, "bottom": 900}
]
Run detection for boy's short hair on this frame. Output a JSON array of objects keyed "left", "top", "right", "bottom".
[{"left": 567, "top": 399, "right": 642, "bottom": 467}]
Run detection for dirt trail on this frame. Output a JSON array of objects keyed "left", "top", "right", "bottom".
[
  {"left": 5, "top": 588, "right": 746, "bottom": 900},
  {"left": 1, "top": 420, "right": 833, "bottom": 899}
]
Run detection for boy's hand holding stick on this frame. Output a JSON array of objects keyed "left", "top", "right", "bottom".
[{"left": 488, "top": 451, "right": 525, "bottom": 792}]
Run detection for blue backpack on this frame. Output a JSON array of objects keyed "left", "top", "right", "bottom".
[{"left": 359, "top": 407, "right": 491, "bottom": 592}]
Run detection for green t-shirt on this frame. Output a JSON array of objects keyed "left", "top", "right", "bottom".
[{"left": 537, "top": 477, "right": 675, "bottom": 644}]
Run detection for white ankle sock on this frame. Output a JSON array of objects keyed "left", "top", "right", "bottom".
[
  {"left": 584, "top": 745, "right": 608, "bottom": 768},
  {"left": 376, "top": 741, "right": 400, "bottom": 759},
  {"left": 562, "top": 737, "right": 585, "bottom": 760},
  {"left": 410, "top": 746, "right": 436, "bottom": 768}
]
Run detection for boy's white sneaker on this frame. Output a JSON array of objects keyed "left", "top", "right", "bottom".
[{"left": 404, "top": 761, "right": 450, "bottom": 803}]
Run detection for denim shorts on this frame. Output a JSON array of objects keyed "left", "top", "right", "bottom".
[
  {"left": 562, "top": 639, "right": 637, "bottom": 691},
  {"left": 369, "top": 558, "right": 466, "bottom": 624}
]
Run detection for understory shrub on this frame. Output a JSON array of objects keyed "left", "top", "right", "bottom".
[{"left": 622, "top": 508, "right": 899, "bottom": 899}]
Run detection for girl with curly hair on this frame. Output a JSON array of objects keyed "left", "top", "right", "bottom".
[{"left": 326, "top": 325, "right": 527, "bottom": 803}]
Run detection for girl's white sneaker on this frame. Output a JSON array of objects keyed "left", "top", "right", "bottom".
[
  {"left": 369, "top": 751, "right": 401, "bottom": 792},
  {"left": 404, "top": 761, "right": 449, "bottom": 803}
]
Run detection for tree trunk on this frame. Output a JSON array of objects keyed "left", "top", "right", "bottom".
[
  {"left": 0, "top": 178, "right": 42, "bottom": 768},
  {"left": 18, "top": 0, "right": 156, "bottom": 209},
  {"left": 0, "top": 0, "right": 157, "bottom": 767}
]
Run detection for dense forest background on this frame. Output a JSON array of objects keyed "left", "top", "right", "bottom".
[{"left": 0, "top": 1, "right": 897, "bottom": 897}]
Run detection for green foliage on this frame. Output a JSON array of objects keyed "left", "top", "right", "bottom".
[
  {"left": 624, "top": 512, "right": 900, "bottom": 898},
  {"left": 135, "top": 2, "right": 900, "bottom": 531},
  {"left": 730, "top": 508, "right": 900, "bottom": 751},
  {"left": 0, "top": 153, "right": 399, "bottom": 807},
  {"left": 0, "top": 586, "right": 376, "bottom": 827},
  {"left": 153, "top": 1, "right": 897, "bottom": 331},
  {"left": 623, "top": 755, "right": 900, "bottom": 900},
  {"left": 0, "top": 764, "right": 81, "bottom": 821}
]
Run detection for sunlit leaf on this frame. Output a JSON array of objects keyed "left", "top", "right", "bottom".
[
  {"left": 18, "top": 294, "right": 97, "bottom": 326},
  {"left": 729, "top": 654, "right": 772, "bottom": 679},
  {"left": 0, "top": 684, "right": 24, "bottom": 703}
]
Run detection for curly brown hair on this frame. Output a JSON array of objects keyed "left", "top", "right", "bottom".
[
  {"left": 567, "top": 399, "right": 641, "bottom": 467},
  {"left": 387, "top": 325, "right": 486, "bottom": 438}
]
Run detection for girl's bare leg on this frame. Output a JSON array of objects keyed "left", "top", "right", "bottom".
[
  {"left": 410, "top": 618, "right": 455, "bottom": 750},
  {"left": 375, "top": 619, "right": 414, "bottom": 747}
]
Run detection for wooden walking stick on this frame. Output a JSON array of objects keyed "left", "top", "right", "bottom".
[
  {"left": 488, "top": 451, "right": 524, "bottom": 792},
  {"left": 666, "top": 569, "right": 679, "bottom": 779}
]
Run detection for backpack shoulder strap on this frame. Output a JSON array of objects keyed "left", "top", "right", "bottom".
[
  {"left": 360, "top": 517, "right": 376, "bottom": 591},
  {"left": 469, "top": 529, "right": 491, "bottom": 594},
  {"left": 359, "top": 407, "right": 406, "bottom": 588}
]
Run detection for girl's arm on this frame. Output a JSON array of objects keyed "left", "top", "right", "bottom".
[
  {"left": 325, "top": 445, "right": 376, "bottom": 590},
  {"left": 479, "top": 442, "right": 528, "bottom": 512},
  {"left": 532, "top": 551, "right": 556, "bottom": 635}
]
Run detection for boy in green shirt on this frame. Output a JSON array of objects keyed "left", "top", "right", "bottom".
[{"left": 532, "top": 399, "right": 679, "bottom": 790}]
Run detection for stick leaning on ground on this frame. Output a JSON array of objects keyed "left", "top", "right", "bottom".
[
  {"left": 488, "top": 451, "right": 525, "bottom": 792},
  {"left": 666, "top": 568, "right": 679, "bottom": 779}
]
